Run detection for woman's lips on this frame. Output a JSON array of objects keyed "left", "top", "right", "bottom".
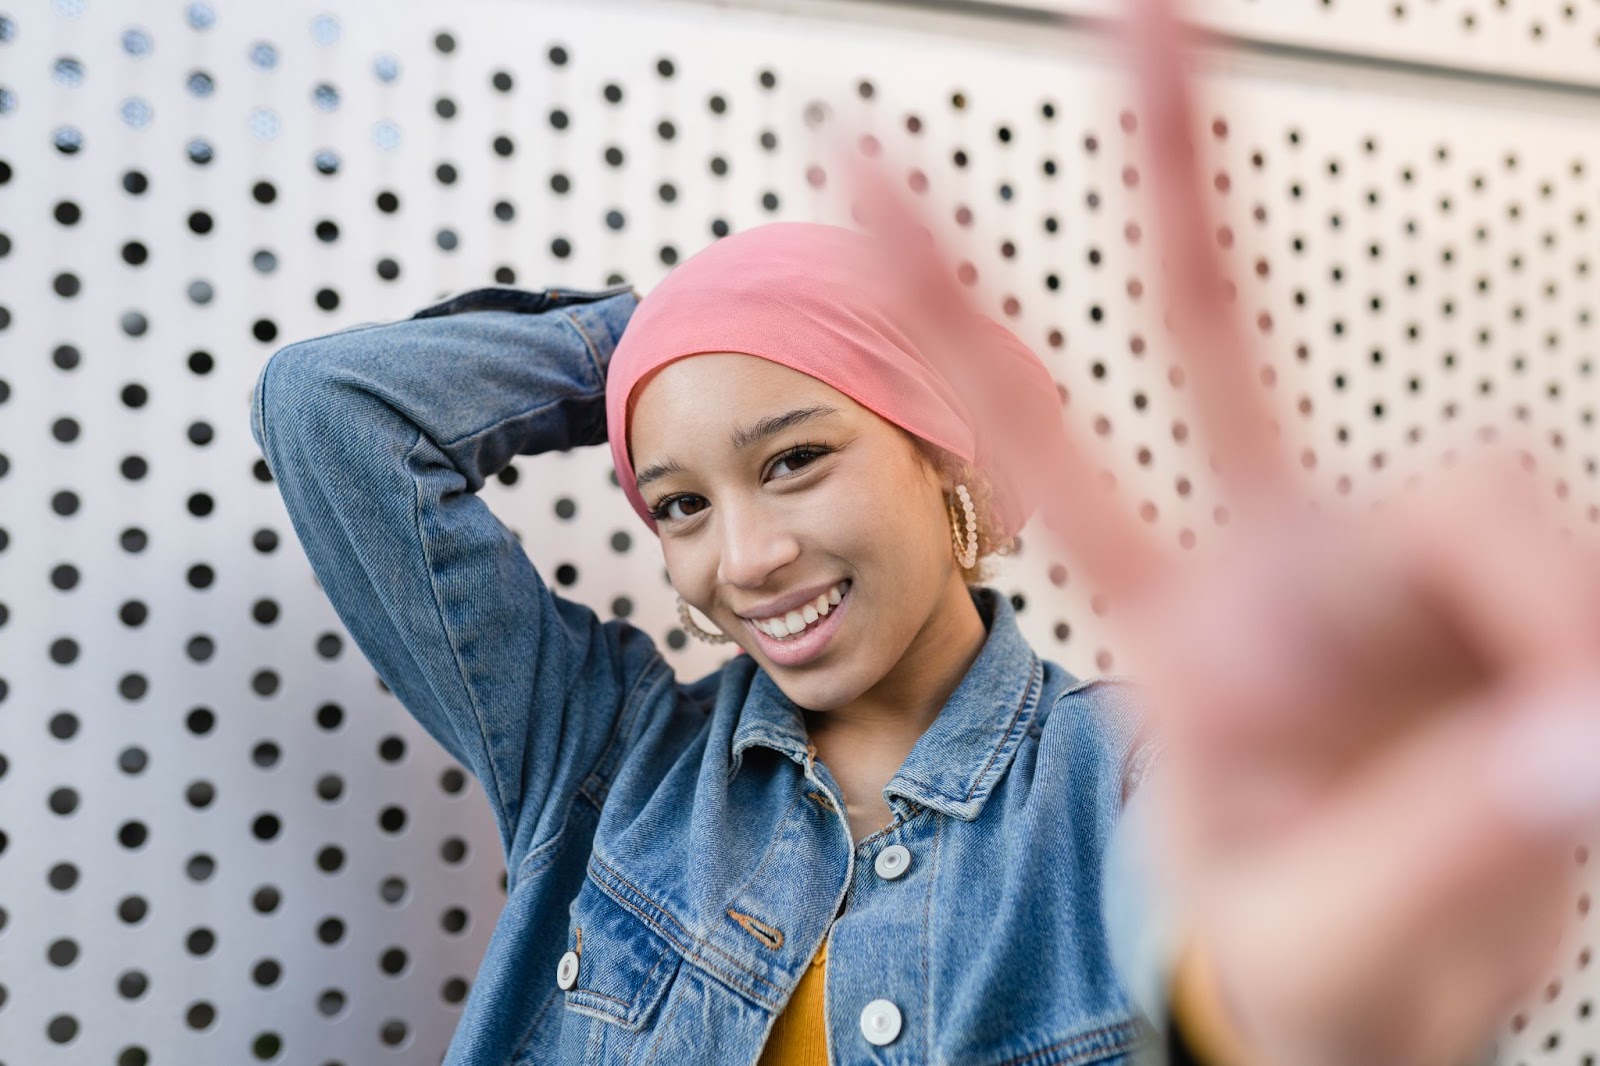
[{"left": 744, "top": 580, "right": 853, "bottom": 667}]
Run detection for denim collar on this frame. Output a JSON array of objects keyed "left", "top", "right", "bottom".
[{"left": 729, "top": 585, "right": 1046, "bottom": 822}]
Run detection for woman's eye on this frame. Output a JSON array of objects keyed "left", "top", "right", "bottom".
[
  {"left": 652, "top": 495, "right": 705, "bottom": 523},
  {"left": 768, "top": 446, "right": 826, "bottom": 478}
]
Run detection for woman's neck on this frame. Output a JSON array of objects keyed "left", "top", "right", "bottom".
[{"left": 802, "top": 577, "right": 989, "bottom": 819}]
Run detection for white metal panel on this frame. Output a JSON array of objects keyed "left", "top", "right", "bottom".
[
  {"left": 966, "top": 0, "right": 1600, "bottom": 90},
  {"left": 0, "top": 0, "right": 1593, "bottom": 1062}
]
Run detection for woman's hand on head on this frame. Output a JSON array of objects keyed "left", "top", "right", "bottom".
[{"left": 832, "top": 1, "right": 1600, "bottom": 1063}]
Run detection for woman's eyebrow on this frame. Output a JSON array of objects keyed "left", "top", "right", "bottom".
[
  {"left": 729, "top": 404, "right": 841, "bottom": 450},
  {"left": 635, "top": 404, "right": 841, "bottom": 492}
]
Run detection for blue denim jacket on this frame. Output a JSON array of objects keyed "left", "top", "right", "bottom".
[{"left": 249, "top": 284, "right": 1174, "bottom": 1065}]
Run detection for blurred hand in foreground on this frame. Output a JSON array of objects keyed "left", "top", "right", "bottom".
[{"left": 825, "top": 1, "right": 1600, "bottom": 1063}]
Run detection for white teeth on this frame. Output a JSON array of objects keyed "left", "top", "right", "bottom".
[{"left": 755, "top": 580, "right": 850, "bottom": 639}]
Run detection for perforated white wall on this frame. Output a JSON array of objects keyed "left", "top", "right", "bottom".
[
  {"left": 0, "top": 0, "right": 1595, "bottom": 1063},
  {"left": 977, "top": 0, "right": 1600, "bottom": 88}
]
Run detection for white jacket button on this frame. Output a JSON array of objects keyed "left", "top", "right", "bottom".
[
  {"left": 556, "top": 950, "right": 579, "bottom": 990},
  {"left": 859, "top": 998, "right": 902, "bottom": 1045},
  {"left": 873, "top": 843, "right": 911, "bottom": 880}
]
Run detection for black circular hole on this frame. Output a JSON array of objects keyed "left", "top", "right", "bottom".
[
  {"left": 118, "top": 820, "right": 148, "bottom": 848},
  {"left": 118, "top": 746, "right": 149, "bottom": 774},
  {"left": 48, "top": 862, "right": 79, "bottom": 890},
  {"left": 47, "top": 937, "right": 79, "bottom": 966},
  {"left": 186, "top": 927, "right": 216, "bottom": 956},
  {"left": 187, "top": 852, "right": 216, "bottom": 881},
  {"left": 49, "top": 786, "right": 80, "bottom": 815},
  {"left": 185, "top": 1000, "right": 217, "bottom": 1030}
]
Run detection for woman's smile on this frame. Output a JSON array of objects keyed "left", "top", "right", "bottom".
[{"left": 743, "top": 579, "right": 854, "bottom": 667}]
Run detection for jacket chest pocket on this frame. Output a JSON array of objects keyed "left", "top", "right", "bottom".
[{"left": 560, "top": 877, "right": 684, "bottom": 1035}]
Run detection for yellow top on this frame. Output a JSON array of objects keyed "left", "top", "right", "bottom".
[
  {"left": 757, "top": 936, "right": 831, "bottom": 1066},
  {"left": 1170, "top": 934, "right": 1260, "bottom": 1066},
  {"left": 752, "top": 931, "right": 1243, "bottom": 1066}
]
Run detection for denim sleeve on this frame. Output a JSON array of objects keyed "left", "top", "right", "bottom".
[
  {"left": 248, "top": 285, "right": 671, "bottom": 881},
  {"left": 1104, "top": 774, "right": 1185, "bottom": 1065}
]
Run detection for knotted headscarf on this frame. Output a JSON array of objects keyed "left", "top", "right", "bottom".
[{"left": 604, "top": 220, "right": 1069, "bottom": 541}]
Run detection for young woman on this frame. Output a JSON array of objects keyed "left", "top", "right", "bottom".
[{"left": 250, "top": 220, "right": 1170, "bottom": 1065}]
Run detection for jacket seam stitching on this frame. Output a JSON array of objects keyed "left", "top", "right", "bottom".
[
  {"left": 561, "top": 308, "right": 610, "bottom": 389},
  {"left": 965, "top": 655, "right": 1043, "bottom": 804},
  {"left": 435, "top": 386, "right": 606, "bottom": 452},
  {"left": 591, "top": 852, "right": 781, "bottom": 1000},
  {"left": 854, "top": 797, "right": 931, "bottom": 849},
  {"left": 594, "top": 868, "right": 779, "bottom": 1008},
  {"left": 513, "top": 797, "right": 579, "bottom": 884},
  {"left": 727, "top": 791, "right": 810, "bottom": 901},
  {"left": 990, "top": 1021, "right": 1139, "bottom": 1066},
  {"left": 510, "top": 985, "right": 562, "bottom": 1063},
  {"left": 920, "top": 811, "right": 943, "bottom": 1056},
  {"left": 641, "top": 962, "right": 691, "bottom": 1062},
  {"left": 407, "top": 429, "right": 517, "bottom": 830},
  {"left": 588, "top": 853, "right": 784, "bottom": 1007},
  {"left": 566, "top": 934, "right": 677, "bottom": 1017},
  {"left": 581, "top": 651, "right": 672, "bottom": 806}
]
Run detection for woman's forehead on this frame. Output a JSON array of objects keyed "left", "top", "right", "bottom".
[{"left": 633, "top": 354, "right": 853, "bottom": 428}]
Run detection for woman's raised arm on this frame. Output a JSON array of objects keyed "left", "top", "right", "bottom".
[{"left": 248, "top": 284, "right": 670, "bottom": 881}]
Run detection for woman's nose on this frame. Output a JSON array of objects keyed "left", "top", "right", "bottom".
[{"left": 715, "top": 501, "right": 800, "bottom": 589}]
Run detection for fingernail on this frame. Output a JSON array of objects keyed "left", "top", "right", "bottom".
[{"left": 1490, "top": 681, "right": 1600, "bottom": 831}]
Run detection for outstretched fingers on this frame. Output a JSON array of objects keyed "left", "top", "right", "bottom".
[
  {"left": 1394, "top": 444, "right": 1600, "bottom": 689},
  {"left": 1120, "top": 0, "right": 1298, "bottom": 508}
]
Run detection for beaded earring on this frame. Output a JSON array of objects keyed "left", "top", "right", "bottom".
[
  {"left": 677, "top": 593, "right": 733, "bottom": 645},
  {"left": 949, "top": 483, "right": 978, "bottom": 570}
]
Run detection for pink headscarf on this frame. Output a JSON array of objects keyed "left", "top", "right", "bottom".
[{"left": 604, "top": 220, "right": 1067, "bottom": 541}]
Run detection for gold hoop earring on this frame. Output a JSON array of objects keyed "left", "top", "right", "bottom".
[
  {"left": 677, "top": 594, "right": 733, "bottom": 644},
  {"left": 948, "top": 483, "right": 978, "bottom": 570}
]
